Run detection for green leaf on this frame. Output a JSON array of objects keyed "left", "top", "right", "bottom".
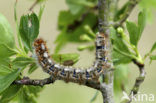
[
  {"left": 54, "top": 28, "right": 68, "bottom": 53},
  {"left": 55, "top": 13, "right": 97, "bottom": 53},
  {"left": 110, "top": 27, "right": 133, "bottom": 65},
  {"left": 12, "top": 57, "right": 35, "bottom": 68},
  {"left": 0, "top": 58, "right": 12, "bottom": 75},
  {"left": 28, "top": 63, "right": 38, "bottom": 74},
  {"left": 0, "top": 13, "right": 15, "bottom": 48},
  {"left": 150, "top": 42, "right": 156, "bottom": 53},
  {"left": 139, "top": 0, "right": 156, "bottom": 23},
  {"left": 37, "top": 0, "right": 47, "bottom": 2},
  {"left": 138, "top": 10, "right": 146, "bottom": 40},
  {"left": 18, "top": 86, "right": 42, "bottom": 103},
  {"left": 150, "top": 55, "right": 156, "bottom": 60},
  {"left": 0, "top": 68, "right": 22, "bottom": 93},
  {"left": 125, "top": 11, "right": 146, "bottom": 47},
  {"left": 52, "top": 53, "right": 80, "bottom": 65},
  {"left": 114, "top": 2, "right": 129, "bottom": 21},
  {"left": 114, "top": 65, "right": 129, "bottom": 94},
  {"left": 0, "top": 85, "right": 21, "bottom": 103},
  {"left": 126, "top": 21, "right": 139, "bottom": 46},
  {"left": 0, "top": 43, "right": 17, "bottom": 60},
  {"left": 150, "top": 55, "right": 156, "bottom": 64},
  {"left": 0, "top": 65, "right": 12, "bottom": 76},
  {"left": 0, "top": 13, "right": 15, "bottom": 59},
  {"left": 19, "top": 13, "right": 39, "bottom": 51},
  {"left": 58, "top": 10, "right": 80, "bottom": 29},
  {"left": 111, "top": 27, "right": 131, "bottom": 53},
  {"left": 112, "top": 50, "right": 132, "bottom": 65},
  {"left": 18, "top": 87, "right": 36, "bottom": 103},
  {"left": 140, "top": 0, "right": 156, "bottom": 10},
  {"left": 27, "top": 86, "right": 43, "bottom": 97},
  {"left": 66, "top": 0, "right": 95, "bottom": 15}
]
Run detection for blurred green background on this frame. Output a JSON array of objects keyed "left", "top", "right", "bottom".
[{"left": 0, "top": 0, "right": 156, "bottom": 103}]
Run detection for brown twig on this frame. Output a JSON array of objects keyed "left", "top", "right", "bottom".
[
  {"left": 29, "top": 0, "right": 39, "bottom": 11},
  {"left": 13, "top": 77, "right": 55, "bottom": 86},
  {"left": 114, "top": 0, "right": 141, "bottom": 27},
  {"left": 126, "top": 60, "right": 145, "bottom": 103},
  {"left": 13, "top": 76, "right": 101, "bottom": 90},
  {"left": 67, "top": 7, "right": 98, "bottom": 32}
]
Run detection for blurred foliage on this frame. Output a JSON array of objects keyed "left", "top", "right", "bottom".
[
  {"left": 0, "top": 13, "right": 16, "bottom": 60},
  {"left": 114, "top": 65, "right": 129, "bottom": 94},
  {"left": 17, "top": 86, "right": 43, "bottom": 103},
  {"left": 0, "top": 68, "right": 22, "bottom": 93},
  {"left": 0, "top": 85, "right": 21, "bottom": 103},
  {"left": 0, "top": 0, "right": 156, "bottom": 103},
  {"left": 52, "top": 53, "right": 80, "bottom": 65},
  {"left": 139, "top": 0, "right": 156, "bottom": 22},
  {"left": 66, "top": 0, "right": 96, "bottom": 14}
]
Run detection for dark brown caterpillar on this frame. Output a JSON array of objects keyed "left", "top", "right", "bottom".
[{"left": 34, "top": 32, "right": 110, "bottom": 84}]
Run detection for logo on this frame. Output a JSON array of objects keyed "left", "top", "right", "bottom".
[{"left": 121, "top": 91, "right": 155, "bottom": 102}]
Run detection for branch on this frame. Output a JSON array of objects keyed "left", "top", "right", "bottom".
[
  {"left": 98, "top": 0, "right": 115, "bottom": 103},
  {"left": 67, "top": 7, "right": 98, "bottom": 32},
  {"left": 121, "top": 60, "right": 145, "bottom": 103},
  {"left": 126, "top": 60, "right": 145, "bottom": 103},
  {"left": 13, "top": 76, "right": 101, "bottom": 90},
  {"left": 100, "top": 73, "right": 114, "bottom": 103},
  {"left": 29, "top": 0, "right": 38, "bottom": 11},
  {"left": 13, "top": 77, "right": 55, "bottom": 86},
  {"left": 114, "top": 0, "right": 141, "bottom": 27}
]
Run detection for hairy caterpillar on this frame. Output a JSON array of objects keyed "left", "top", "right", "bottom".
[
  {"left": 34, "top": 33, "right": 110, "bottom": 84},
  {"left": 94, "top": 32, "right": 111, "bottom": 70}
]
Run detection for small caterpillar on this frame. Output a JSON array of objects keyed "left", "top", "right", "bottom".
[
  {"left": 34, "top": 33, "right": 110, "bottom": 84},
  {"left": 94, "top": 33, "right": 110, "bottom": 69}
]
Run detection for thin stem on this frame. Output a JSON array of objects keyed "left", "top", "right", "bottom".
[
  {"left": 126, "top": 60, "right": 145, "bottom": 103},
  {"left": 15, "top": 46, "right": 28, "bottom": 58},
  {"left": 38, "top": 4, "right": 45, "bottom": 22},
  {"left": 90, "top": 91, "right": 99, "bottom": 103},
  {"left": 14, "top": 0, "right": 25, "bottom": 53},
  {"left": 113, "top": 47, "right": 136, "bottom": 59},
  {"left": 114, "top": 0, "right": 141, "bottom": 27},
  {"left": 143, "top": 52, "right": 151, "bottom": 61},
  {"left": 29, "top": 0, "right": 39, "bottom": 11}
]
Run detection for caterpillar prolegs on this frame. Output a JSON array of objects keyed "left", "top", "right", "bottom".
[{"left": 34, "top": 32, "right": 111, "bottom": 84}]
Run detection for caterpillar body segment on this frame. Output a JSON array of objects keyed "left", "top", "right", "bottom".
[
  {"left": 94, "top": 32, "right": 111, "bottom": 71},
  {"left": 34, "top": 39, "right": 100, "bottom": 84}
]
